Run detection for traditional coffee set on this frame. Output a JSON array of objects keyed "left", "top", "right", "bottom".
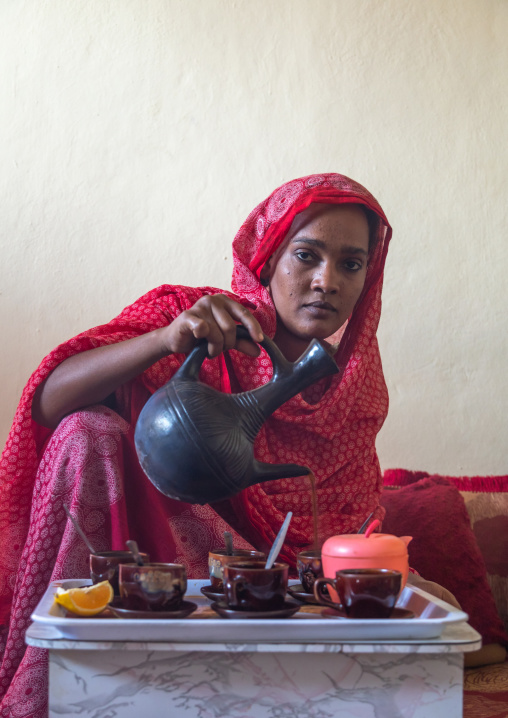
[
  {"left": 67, "top": 512, "right": 413, "bottom": 623},
  {"left": 66, "top": 331, "right": 414, "bottom": 622}
]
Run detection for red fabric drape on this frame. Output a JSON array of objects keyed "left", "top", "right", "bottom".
[{"left": 0, "top": 173, "right": 391, "bottom": 716}]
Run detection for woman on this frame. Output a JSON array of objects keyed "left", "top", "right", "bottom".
[{"left": 0, "top": 173, "right": 391, "bottom": 717}]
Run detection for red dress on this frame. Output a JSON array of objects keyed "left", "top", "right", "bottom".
[{"left": 0, "top": 173, "right": 391, "bottom": 716}]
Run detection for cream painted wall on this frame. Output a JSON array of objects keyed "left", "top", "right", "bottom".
[{"left": 1, "top": 0, "right": 507, "bottom": 475}]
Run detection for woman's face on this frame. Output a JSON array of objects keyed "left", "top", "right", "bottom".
[{"left": 261, "top": 203, "right": 370, "bottom": 360}]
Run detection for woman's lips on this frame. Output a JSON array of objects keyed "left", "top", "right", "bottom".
[{"left": 303, "top": 301, "right": 337, "bottom": 316}]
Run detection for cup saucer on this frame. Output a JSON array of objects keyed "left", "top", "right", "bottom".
[
  {"left": 287, "top": 583, "right": 320, "bottom": 605},
  {"left": 210, "top": 600, "right": 301, "bottom": 619},
  {"left": 108, "top": 600, "right": 198, "bottom": 619},
  {"left": 322, "top": 606, "right": 415, "bottom": 620},
  {"left": 200, "top": 585, "right": 225, "bottom": 602}
]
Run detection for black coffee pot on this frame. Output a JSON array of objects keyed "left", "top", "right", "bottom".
[{"left": 134, "top": 327, "right": 338, "bottom": 504}]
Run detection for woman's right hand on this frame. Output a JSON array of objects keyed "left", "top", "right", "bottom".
[
  {"left": 158, "top": 294, "right": 264, "bottom": 358},
  {"left": 32, "top": 294, "right": 264, "bottom": 429}
]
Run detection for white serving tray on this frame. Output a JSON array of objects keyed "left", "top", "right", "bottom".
[{"left": 30, "top": 579, "right": 469, "bottom": 643}]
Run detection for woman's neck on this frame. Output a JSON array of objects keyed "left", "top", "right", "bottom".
[
  {"left": 272, "top": 326, "right": 314, "bottom": 362},
  {"left": 273, "top": 326, "right": 337, "bottom": 363}
]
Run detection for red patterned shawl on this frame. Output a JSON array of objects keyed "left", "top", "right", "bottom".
[{"left": 0, "top": 173, "right": 391, "bottom": 715}]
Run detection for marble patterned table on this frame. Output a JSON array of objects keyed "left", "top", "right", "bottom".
[{"left": 26, "top": 619, "right": 481, "bottom": 718}]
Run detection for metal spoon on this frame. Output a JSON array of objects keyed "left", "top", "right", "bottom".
[
  {"left": 265, "top": 512, "right": 292, "bottom": 569},
  {"left": 224, "top": 531, "right": 234, "bottom": 556},
  {"left": 63, "top": 504, "right": 97, "bottom": 555},
  {"left": 126, "top": 539, "right": 145, "bottom": 566},
  {"left": 357, "top": 511, "right": 375, "bottom": 534}
]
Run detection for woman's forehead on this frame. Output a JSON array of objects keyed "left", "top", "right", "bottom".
[{"left": 288, "top": 202, "right": 368, "bottom": 236}]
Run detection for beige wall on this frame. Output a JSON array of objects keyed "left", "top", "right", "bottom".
[{"left": 1, "top": 0, "right": 507, "bottom": 475}]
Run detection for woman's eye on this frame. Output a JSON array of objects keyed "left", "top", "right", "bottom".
[
  {"left": 344, "top": 259, "right": 363, "bottom": 271},
  {"left": 295, "top": 250, "right": 314, "bottom": 262}
]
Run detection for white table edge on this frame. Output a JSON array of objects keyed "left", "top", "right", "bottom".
[{"left": 25, "top": 621, "right": 482, "bottom": 653}]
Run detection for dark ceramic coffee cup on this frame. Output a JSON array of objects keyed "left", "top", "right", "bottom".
[
  {"left": 208, "top": 548, "right": 265, "bottom": 591},
  {"left": 90, "top": 551, "right": 150, "bottom": 595},
  {"left": 119, "top": 563, "right": 187, "bottom": 611},
  {"left": 314, "top": 568, "right": 402, "bottom": 618},
  {"left": 297, "top": 549, "right": 323, "bottom": 593},
  {"left": 223, "top": 561, "right": 288, "bottom": 612}
]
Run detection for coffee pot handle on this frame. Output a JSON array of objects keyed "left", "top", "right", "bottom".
[
  {"left": 176, "top": 325, "right": 293, "bottom": 383},
  {"left": 235, "top": 326, "right": 294, "bottom": 381}
]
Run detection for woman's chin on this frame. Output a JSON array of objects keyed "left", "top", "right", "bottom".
[{"left": 274, "top": 326, "right": 338, "bottom": 361}]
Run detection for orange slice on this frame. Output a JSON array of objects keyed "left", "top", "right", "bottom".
[{"left": 54, "top": 581, "right": 114, "bottom": 616}]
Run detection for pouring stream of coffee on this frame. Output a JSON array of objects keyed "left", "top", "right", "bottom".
[
  {"left": 126, "top": 540, "right": 145, "bottom": 566},
  {"left": 224, "top": 531, "right": 233, "bottom": 556},
  {"left": 265, "top": 512, "right": 292, "bottom": 569},
  {"left": 63, "top": 504, "right": 97, "bottom": 555}
]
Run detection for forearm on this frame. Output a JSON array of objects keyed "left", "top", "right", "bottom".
[
  {"left": 31, "top": 293, "right": 264, "bottom": 430},
  {"left": 31, "top": 329, "right": 169, "bottom": 429}
]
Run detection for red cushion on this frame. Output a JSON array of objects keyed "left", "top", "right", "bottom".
[
  {"left": 384, "top": 469, "right": 508, "bottom": 636},
  {"left": 380, "top": 475, "right": 508, "bottom": 646}
]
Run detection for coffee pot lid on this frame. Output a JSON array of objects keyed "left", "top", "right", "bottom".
[{"left": 321, "top": 533, "right": 411, "bottom": 559}]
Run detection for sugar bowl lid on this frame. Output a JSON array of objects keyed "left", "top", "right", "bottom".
[{"left": 321, "top": 533, "right": 412, "bottom": 559}]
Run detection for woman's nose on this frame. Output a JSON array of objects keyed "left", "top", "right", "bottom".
[{"left": 310, "top": 263, "right": 339, "bottom": 293}]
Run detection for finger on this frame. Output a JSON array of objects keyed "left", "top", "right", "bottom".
[
  {"left": 235, "top": 338, "right": 261, "bottom": 358},
  {"left": 209, "top": 304, "right": 242, "bottom": 353},
  {"left": 187, "top": 316, "right": 212, "bottom": 340},
  {"left": 188, "top": 314, "right": 226, "bottom": 357},
  {"left": 222, "top": 299, "right": 264, "bottom": 345},
  {"left": 162, "top": 315, "right": 205, "bottom": 355}
]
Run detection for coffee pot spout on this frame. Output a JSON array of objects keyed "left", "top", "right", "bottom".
[{"left": 250, "top": 460, "right": 311, "bottom": 486}]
